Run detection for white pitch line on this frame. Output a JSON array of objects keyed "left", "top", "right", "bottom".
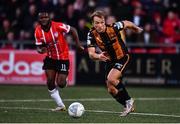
[
  {"left": 0, "top": 99, "right": 52, "bottom": 102},
  {"left": 0, "top": 106, "right": 50, "bottom": 111},
  {"left": 0, "top": 97, "right": 180, "bottom": 103},
  {"left": 135, "top": 98, "right": 180, "bottom": 100},
  {"left": 86, "top": 109, "right": 180, "bottom": 118},
  {"left": 0, "top": 106, "right": 180, "bottom": 118}
]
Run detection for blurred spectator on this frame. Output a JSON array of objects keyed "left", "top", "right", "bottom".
[
  {"left": 126, "top": 2, "right": 146, "bottom": 43},
  {"left": 162, "top": 11, "right": 180, "bottom": 44},
  {"left": 131, "top": 7, "right": 145, "bottom": 27},
  {"left": 53, "top": 0, "right": 68, "bottom": 22},
  {"left": 64, "top": 4, "right": 79, "bottom": 28},
  {"left": 37, "top": 0, "right": 53, "bottom": 12},
  {"left": 88, "top": 0, "right": 96, "bottom": 8},
  {"left": 0, "top": 19, "right": 11, "bottom": 40},
  {"left": 152, "top": 12, "right": 163, "bottom": 39},
  {"left": 3, "top": 0, "right": 22, "bottom": 21},
  {"left": 11, "top": 7, "right": 24, "bottom": 39},
  {"left": 21, "top": 4, "right": 37, "bottom": 40},
  {"left": 73, "top": 0, "right": 85, "bottom": 11},
  {"left": 1, "top": 31, "right": 16, "bottom": 49},
  {"left": 77, "top": 18, "right": 89, "bottom": 41},
  {"left": 110, "top": 0, "right": 132, "bottom": 20},
  {"left": 142, "top": 0, "right": 165, "bottom": 17},
  {"left": 137, "top": 23, "right": 156, "bottom": 44}
]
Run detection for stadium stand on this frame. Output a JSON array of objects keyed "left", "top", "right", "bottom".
[{"left": 0, "top": 0, "right": 179, "bottom": 52}]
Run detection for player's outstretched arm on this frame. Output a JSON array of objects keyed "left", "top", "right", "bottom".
[
  {"left": 122, "top": 20, "right": 143, "bottom": 33},
  {"left": 69, "top": 26, "right": 84, "bottom": 51}
]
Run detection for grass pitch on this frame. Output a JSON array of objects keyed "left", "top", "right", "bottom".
[{"left": 0, "top": 85, "right": 180, "bottom": 123}]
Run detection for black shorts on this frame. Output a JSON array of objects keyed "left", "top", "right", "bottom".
[
  {"left": 105, "top": 54, "right": 131, "bottom": 78},
  {"left": 42, "top": 57, "right": 69, "bottom": 74}
]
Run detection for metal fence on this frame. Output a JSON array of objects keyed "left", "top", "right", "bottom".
[{"left": 0, "top": 40, "right": 180, "bottom": 53}]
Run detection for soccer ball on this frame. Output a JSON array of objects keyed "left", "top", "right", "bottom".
[{"left": 68, "top": 102, "right": 85, "bottom": 118}]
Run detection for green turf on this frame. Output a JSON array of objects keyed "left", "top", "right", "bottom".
[{"left": 0, "top": 85, "right": 180, "bottom": 123}]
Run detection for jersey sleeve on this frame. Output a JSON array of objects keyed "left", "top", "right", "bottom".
[
  {"left": 87, "top": 32, "right": 96, "bottom": 47},
  {"left": 34, "top": 28, "right": 43, "bottom": 46},
  {"left": 113, "top": 21, "right": 124, "bottom": 31},
  {"left": 57, "top": 22, "right": 70, "bottom": 33}
]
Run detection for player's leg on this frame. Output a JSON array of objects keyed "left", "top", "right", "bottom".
[
  {"left": 42, "top": 57, "right": 66, "bottom": 111},
  {"left": 56, "top": 73, "right": 68, "bottom": 88},
  {"left": 106, "top": 54, "right": 134, "bottom": 116},
  {"left": 107, "top": 69, "right": 134, "bottom": 116},
  {"left": 52, "top": 73, "right": 68, "bottom": 111},
  {"left": 107, "top": 68, "right": 131, "bottom": 107},
  {"left": 45, "top": 69, "right": 56, "bottom": 90},
  {"left": 50, "top": 60, "right": 69, "bottom": 111},
  {"left": 45, "top": 69, "right": 66, "bottom": 111},
  {"left": 56, "top": 60, "right": 69, "bottom": 88}
]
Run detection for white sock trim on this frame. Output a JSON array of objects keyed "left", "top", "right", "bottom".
[{"left": 48, "top": 88, "right": 65, "bottom": 107}]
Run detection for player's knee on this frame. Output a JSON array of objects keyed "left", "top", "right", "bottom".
[
  {"left": 107, "top": 84, "right": 117, "bottom": 96},
  {"left": 57, "top": 80, "right": 67, "bottom": 88}
]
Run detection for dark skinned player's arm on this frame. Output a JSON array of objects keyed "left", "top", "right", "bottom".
[{"left": 69, "top": 26, "right": 84, "bottom": 51}]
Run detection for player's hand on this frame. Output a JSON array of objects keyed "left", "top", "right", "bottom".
[
  {"left": 98, "top": 52, "right": 110, "bottom": 62},
  {"left": 37, "top": 46, "right": 47, "bottom": 54},
  {"left": 77, "top": 45, "right": 85, "bottom": 52},
  {"left": 136, "top": 27, "right": 143, "bottom": 33}
]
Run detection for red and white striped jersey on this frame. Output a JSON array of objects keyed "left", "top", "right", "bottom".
[{"left": 34, "top": 21, "right": 70, "bottom": 60}]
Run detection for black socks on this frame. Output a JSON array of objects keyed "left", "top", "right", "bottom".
[{"left": 113, "top": 83, "right": 131, "bottom": 107}]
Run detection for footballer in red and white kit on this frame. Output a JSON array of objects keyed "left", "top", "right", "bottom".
[
  {"left": 35, "top": 21, "right": 70, "bottom": 60},
  {"left": 34, "top": 12, "right": 84, "bottom": 112}
]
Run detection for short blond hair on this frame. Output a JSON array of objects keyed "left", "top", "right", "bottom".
[{"left": 90, "top": 10, "right": 105, "bottom": 22}]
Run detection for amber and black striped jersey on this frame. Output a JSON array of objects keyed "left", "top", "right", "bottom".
[{"left": 87, "top": 21, "right": 129, "bottom": 61}]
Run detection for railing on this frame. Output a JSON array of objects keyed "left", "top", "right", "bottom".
[{"left": 0, "top": 40, "right": 180, "bottom": 53}]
